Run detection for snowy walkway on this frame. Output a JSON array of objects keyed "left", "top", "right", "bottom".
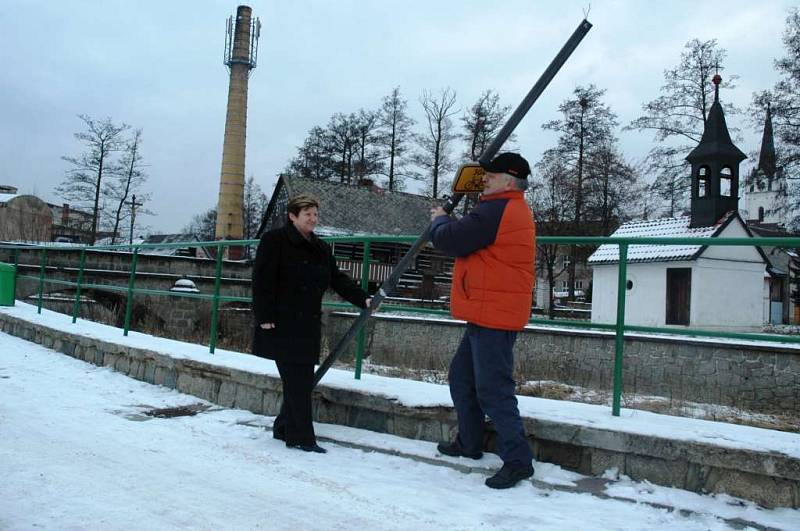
[{"left": 1, "top": 332, "right": 798, "bottom": 530}]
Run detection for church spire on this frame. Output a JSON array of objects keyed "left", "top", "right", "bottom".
[{"left": 757, "top": 102, "right": 776, "bottom": 178}]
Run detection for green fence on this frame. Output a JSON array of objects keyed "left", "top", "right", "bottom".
[{"left": 2, "top": 234, "right": 799, "bottom": 416}]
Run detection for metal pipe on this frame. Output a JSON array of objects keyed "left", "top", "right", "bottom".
[
  {"left": 71, "top": 248, "right": 86, "bottom": 323},
  {"left": 37, "top": 249, "right": 47, "bottom": 314},
  {"left": 354, "top": 241, "right": 371, "bottom": 379},
  {"left": 123, "top": 250, "right": 139, "bottom": 336},
  {"left": 612, "top": 243, "right": 628, "bottom": 416},
  {"left": 209, "top": 243, "right": 225, "bottom": 353}
]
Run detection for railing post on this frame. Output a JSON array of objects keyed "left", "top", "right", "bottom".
[
  {"left": 612, "top": 243, "right": 628, "bottom": 416},
  {"left": 123, "top": 249, "right": 139, "bottom": 336},
  {"left": 209, "top": 244, "right": 224, "bottom": 354},
  {"left": 354, "top": 241, "right": 371, "bottom": 379},
  {"left": 72, "top": 248, "right": 87, "bottom": 323},
  {"left": 12, "top": 248, "right": 19, "bottom": 300},
  {"left": 37, "top": 248, "right": 48, "bottom": 314}
]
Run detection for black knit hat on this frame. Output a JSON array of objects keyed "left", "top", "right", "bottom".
[{"left": 480, "top": 152, "right": 531, "bottom": 179}]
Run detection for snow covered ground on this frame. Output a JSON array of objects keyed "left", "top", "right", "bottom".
[{"left": 2, "top": 331, "right": 799, "bottom": 530}]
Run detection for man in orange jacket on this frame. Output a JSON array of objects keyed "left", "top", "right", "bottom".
[{"left": 430, "top": 152, "right": 536, "bottom": 489}]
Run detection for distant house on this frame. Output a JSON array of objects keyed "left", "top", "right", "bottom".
[
  {"left": 140, "top": 234, "right": 211, "bottom": 259},
  {"left": 589, "top": 76, "right": 771, "bottom": 332},
  {"left": 258, "top": 175, "right": 432, "bottom": 237},
  {"left": 0, "top": 185, "right": 53, "bottom": 242},
  {"left": 258, "top": 175, "right": 451, "bottom": 298},
  {"left": 47, "top": 203, "right": 94, "bottom": 243}
]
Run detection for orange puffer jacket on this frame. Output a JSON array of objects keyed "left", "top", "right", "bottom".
[{"left": 431, "top": 190, "right": 535, "bottom": 330}]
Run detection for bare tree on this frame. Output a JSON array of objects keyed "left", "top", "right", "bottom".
[
  {"left": 627, "top": 39, "right": 740, "bottom": 216},
  {"left": 105, "top": 129, "right": 150, "bottom": 244},
  {"left": 752, "top": 8, "right": 800, "bottom": 226},
  {"left": 542, "top": 85, "right": 618, "bottom": 298},
  {"left": 461, "top": 90, "right": 511, "bottom": 161},
  {"left": 378, "top": 87, "right": 416, "bottom": 191},
  {"left": 415, "top": 87, "right": 459, "bottom": 198},
  {"left": 328, "top": 113, "right": 359, "bottom": 184},
  {"left": 183, "top": 207, "right": 217, "bottom": 242},
  {"left": 352, "top": 109, "right": 383, "bottom": 181},
  {"left": 243, "top": 176, "right": 267, "bottom": 241},
  {"left": 585, "top": 143, "right": 639, "bottom": 235},
  {"left": 57, "top": 115, "right": 129, "bottom": 244},
  {"left": 530, "top": 151, "right": 574, "bottom": 317},
  {"left": 285, "top": 126, "right": 337, "bottom": 181}
]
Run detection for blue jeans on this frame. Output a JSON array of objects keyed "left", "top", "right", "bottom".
[{"left": 449, "top": 323, "right": 533, "bottom": 466}]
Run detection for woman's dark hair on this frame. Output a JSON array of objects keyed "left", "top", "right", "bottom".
[{"left": 287, "top": 194, "right": 320, "bottom": 218}]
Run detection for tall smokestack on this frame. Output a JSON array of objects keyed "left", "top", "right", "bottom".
[{"left": 215, "top": 5, "right": 260, "bottom": 256}]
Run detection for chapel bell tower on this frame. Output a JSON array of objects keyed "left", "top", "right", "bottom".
[{"left": 685, "top": 75, "right": 747, "bottom": 228}]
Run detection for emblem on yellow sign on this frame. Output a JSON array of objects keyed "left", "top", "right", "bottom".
[{"left": 451, "top": 163, "right": 485, "bottom": 193}]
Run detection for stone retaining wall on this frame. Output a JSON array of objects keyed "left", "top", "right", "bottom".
[{"left": 2, "top": 310, "right": 798, "bottom": 508}]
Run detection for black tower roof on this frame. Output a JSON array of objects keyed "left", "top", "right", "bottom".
[{"left": 686, "top": 75, "right": 746, "bottom": 164}]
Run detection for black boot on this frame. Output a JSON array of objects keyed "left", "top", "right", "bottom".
[
  {"left": 436, "top": 440, "right": 483, "bottom": 460},
  {"left": 485, "top": 462, "right": 534, "bottom": 489}
]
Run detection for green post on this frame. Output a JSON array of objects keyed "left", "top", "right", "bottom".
[
  {"left": 354, "top": 241, "right": 371, "bottom": 379},
  {"left": 13, "top": 247, "right": 19, "bottom": 293},
  {"left": 72, "top": 248, "right": 87, "bottom": 323},
  {"left": 209, "top": 244, "right": 224, "bottom": 354},
  {"left": 123, "top": 249, "right": 139, "bottom": 336},
  {"left": 612, "top": 243, "right": 628, "bottom": 416},
  {"left": 37, "top": 248, "right": 48, "bottom": 314}
]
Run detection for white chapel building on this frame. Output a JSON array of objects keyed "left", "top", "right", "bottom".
[{"left": 589, "top": 76, "right": 770, "bottom": 331}]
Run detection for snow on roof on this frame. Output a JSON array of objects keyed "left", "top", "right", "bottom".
[
  {"left": 315, "top": 225, "right": 395, "bottom": 238},
  {"left": 588, "top": 215, "right": 724, "bottom": 264},
  {"left": 0, "top": 192, "right": 19, "bottom": 203}
]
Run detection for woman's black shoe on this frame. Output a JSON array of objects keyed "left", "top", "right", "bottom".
[{"left": 288, "top": 443, "right": 327, "bottom": 454}]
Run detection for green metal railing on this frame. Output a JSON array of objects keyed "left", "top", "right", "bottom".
[{"left": 2, "top": 234, "right": 799, "bottom": 416}]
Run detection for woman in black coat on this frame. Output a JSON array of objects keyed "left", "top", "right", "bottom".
[{"left": 252, "top": 194, "right": 370, "bottom": 453}]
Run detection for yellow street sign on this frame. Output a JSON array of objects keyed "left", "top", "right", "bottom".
[{"left": 451, "top": 163, "right": 485, "bottom": 193}]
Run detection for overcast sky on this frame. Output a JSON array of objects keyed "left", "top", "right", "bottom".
[{"left": 1, "top": 0, "right": 797, "bottom": 234}]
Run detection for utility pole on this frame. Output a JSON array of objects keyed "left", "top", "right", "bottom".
[{"left": 126, "top": 194, "right": 144, "bottom": 245}]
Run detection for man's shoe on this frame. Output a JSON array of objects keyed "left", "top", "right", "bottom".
[
  {"left": 485, "top": 462, "right": 534, "bottom": 489},
  {"left": 437, "top": 441, "right": 482, "bottom": 460},
  {"left": 288, "top": 443, "right": 327, "bottom": 454}
]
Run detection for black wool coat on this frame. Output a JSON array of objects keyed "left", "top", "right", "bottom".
[{"left": 251, "top": 222, "right": 368, "bottom": 364}]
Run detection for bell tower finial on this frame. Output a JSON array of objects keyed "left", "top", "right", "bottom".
[{"left": 712, "top": 72, "right": 721, "bottom": 104}]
